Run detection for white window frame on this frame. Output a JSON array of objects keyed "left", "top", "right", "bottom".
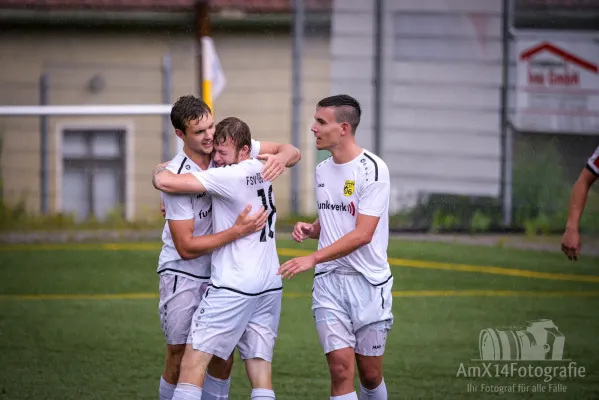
[{"left": 54, "top": 121, "right": 135, "bottom": 221}]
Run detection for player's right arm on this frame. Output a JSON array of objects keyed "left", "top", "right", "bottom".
[
  {"left": 280, "top": 161, "right": 390, "bottom": 279},
  {"left": 169, "top": 204, "right": 268, "bottom": 260},
  {"left": 153, "top": 162, "right": 208, "bottom": 194},
  {"left": 561, "top": 147, "right": 598, "bottom": 260},
  {"left": 292, "top": 218, "right": 321, "bottom": 242}
]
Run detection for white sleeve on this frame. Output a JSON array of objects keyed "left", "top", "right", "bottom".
[
  {"left": 250, "top": 139, "right": 261, "bottom": 158},
  {"left": 192, "top": 166, "right": 239, "bottom": 199},
  {"left": 163, "top": 192, "right": 194, "bottom": 220},
  {"left": 586, "top": 145, "right": 599, "bottom": 176},
  {"left": 358, "top": 180, "right": 390, "bottom": 217},
  {"left": 357, "top": 162, "right": 390, "bottom": 217}
]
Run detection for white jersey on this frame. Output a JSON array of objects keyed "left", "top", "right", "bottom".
[
  {"left": 587, "top": 144, "right": 599, "bottom": 177},
  {"left": 314, "top": 150, "right": 392, "bottom": 286},
  {"left": 157, "top": 140, "right": 262, "bottom": 280},
  {"left": 192, "top": 157, "right": 282, "bottom": 296},
  {"left": 157, "top": 153, "right": 213, "bottom": 280}
]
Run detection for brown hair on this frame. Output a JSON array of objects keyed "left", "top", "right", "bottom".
[
  {"left": 317, "top": 94, "right": 361, "bottom": 134},
  {"left": 214, "top": 117, "right": 252, "bottom": 153},
  {"left": 170, "top": 95, "right": 212, "bottom": 134}
]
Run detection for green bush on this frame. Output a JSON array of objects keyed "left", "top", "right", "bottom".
[
  {"left": 391, "top": 193, "right": 502, "bottom": 233},
  {"left": 0, "top": 132, "right": 4, "bottom": 212},
  {"left": 388, "top": 136, "right": 598, "bottom": 235},
  {"left": 511, "top": 137, "right": 570, "bottom": 234},
  {"left": 470, "top": 209, "right": 493, "bottom": 233}
]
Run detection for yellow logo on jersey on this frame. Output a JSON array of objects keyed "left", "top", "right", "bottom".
[{"left": 343, "top": 180, "right": 355, "bottom": 196}]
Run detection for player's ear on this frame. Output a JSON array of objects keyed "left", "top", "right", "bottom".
[
  {"left": 340, "top": 122, "right": 351, "bottom": 136},
  {"left": 175, "top": 129, "right": 185, "bottom": 139}
]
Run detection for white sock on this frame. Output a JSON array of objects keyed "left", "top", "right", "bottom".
[
  {"left": 360, "top": 379, "right": 387, "bottom": 400},
  {"left": 172, "top": 383, "right": 203, "bottom": 400},
  {"left": 250, "top": 388, "right": 276, "bottom": 399},
  {"left": 160, "top": 376, "right": 177, "bottom": 400},
  {"left": 202, "top": 373, "right": 231, "bottom": 399},
  {"left": 331, "top": 392, "right": 358, "bottom": 400}
]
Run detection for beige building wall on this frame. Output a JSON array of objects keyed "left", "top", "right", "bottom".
[
  {"left": 0, "top": 29, "right": 197, "bottom": 221},
  {"left": 0, "top": 27, "right": 331, "bottom": 221},
  {"left": 211, "top": 32, "right": 330, "bottom": 217}
]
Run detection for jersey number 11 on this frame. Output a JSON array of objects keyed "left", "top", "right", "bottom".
[{"left": 257, "top": 185, "right": 276, "bottom": 242}]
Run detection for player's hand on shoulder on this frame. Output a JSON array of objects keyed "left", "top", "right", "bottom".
[
  {"left": 257, "top": 153, "right": 286, "bottom": 182},
  {"left": 292, "top": 222, "right": 314, "bottom": 243},
  {"left": 234, "top": 204, "right": 268, "bottom": 237},
  {"left": 561, "top": 227, "right": 581, "bottom": 261},
  {"left": 153, "top": 161, "right": 169, "bottom": 176}
]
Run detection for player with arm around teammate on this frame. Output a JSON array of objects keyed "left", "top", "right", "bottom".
[
  {"left": 561, "top": 144, "right": 599, "bottom": 261},
  {"left": 279, "top": 95, "right": 393, "bottom": 400},
  {"left": 154, "top": 116, "right": 288, "bottom": 400},
  {"left": 158, "top": 96, "right": 300, "bottom": 400}
]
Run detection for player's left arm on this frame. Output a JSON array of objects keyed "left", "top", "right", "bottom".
[
  {"left": 312, "top": 213, "right": 380, "bottom": 263},
  {"left": 565, "top": 167, "right": 598, "bottom": 232},
  {"left": 279, "top": 171, "right": 390, "bottom": 279},
  {"left": 256, "top": 141, "right": 302, "bottom": 181},
  {"left": 153, "top": 162, "right": 208, "bottom": 194},
  {"left": 561, "top": 163, "right": 598, "bottom": 260}
]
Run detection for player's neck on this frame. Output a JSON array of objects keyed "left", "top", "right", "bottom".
[
  {"left": 236, "top": 154, "right": 250, "bottom": 163},
  {"left": 182, "top": 146, "right": 211, "bottom": 170},
  {"left": 330, "top": 140, "right": 363, "bottom": 165}
]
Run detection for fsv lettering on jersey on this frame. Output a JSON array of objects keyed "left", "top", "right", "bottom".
[
  {"left": 246, "top": 173, "right": 264, "bottom": 186},
  {"left": 317, "top": 200, "right": 356, "bottom": 216}
]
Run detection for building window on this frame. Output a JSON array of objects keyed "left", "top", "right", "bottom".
[{"left": 61, "top": 129, "right": 126, "bottom": 222}]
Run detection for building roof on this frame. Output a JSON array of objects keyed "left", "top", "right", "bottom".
[{"left": 0, "top": 0, "right": 331, "bottom": 13}]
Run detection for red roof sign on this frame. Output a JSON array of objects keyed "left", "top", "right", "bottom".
[{"left": 520, "top": 42, "right": 598, "bottom": 74}]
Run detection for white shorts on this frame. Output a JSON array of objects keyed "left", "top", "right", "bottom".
[
  {"left": 312, "top": 270, "right": 394, "bottom": 356},
  {"left": 158, "top": 274, "right": 209, "bottom": 345},
  {"left": 188, "top": 287, "right": 282, "bottom": 362}
]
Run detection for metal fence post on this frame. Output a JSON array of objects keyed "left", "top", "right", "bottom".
[
  {"left": 500, "top": 0, "right": 513, "bottom": 227},
  {"left": 39, "top": 73, "right": 49, "bottom": 215},
  {"left": 291, "top": 0, "right": 304, "bottom": 215},
  {"left": 162, "top": 54, "right": 172, "bottom": 161},
  {"left": 373, "top": 0, "right": 384, "bottom": 157}
]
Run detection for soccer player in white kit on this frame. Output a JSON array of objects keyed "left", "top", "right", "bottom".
[
  {"left": 561, "top": 144, "right": 599, "bottom": 260},
  {"left": 153, "top": 116, "right": 285, "bottom": 400},
  {"left": 279, "top": 95, "right": 393, "bottom": 400},
  {"left": 158, "top": 96, "right": 300, "bottom": 400}
]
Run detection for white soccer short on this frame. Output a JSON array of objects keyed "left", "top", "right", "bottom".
[
  {"left": 188, "top": 287, "right": 282, "bottom": 362},
  {"left": 158, "top": 274, "right": 209, "bottom": 345},
  {"left": 312, "top": 270, "right": 394, "bottom": 356}
]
